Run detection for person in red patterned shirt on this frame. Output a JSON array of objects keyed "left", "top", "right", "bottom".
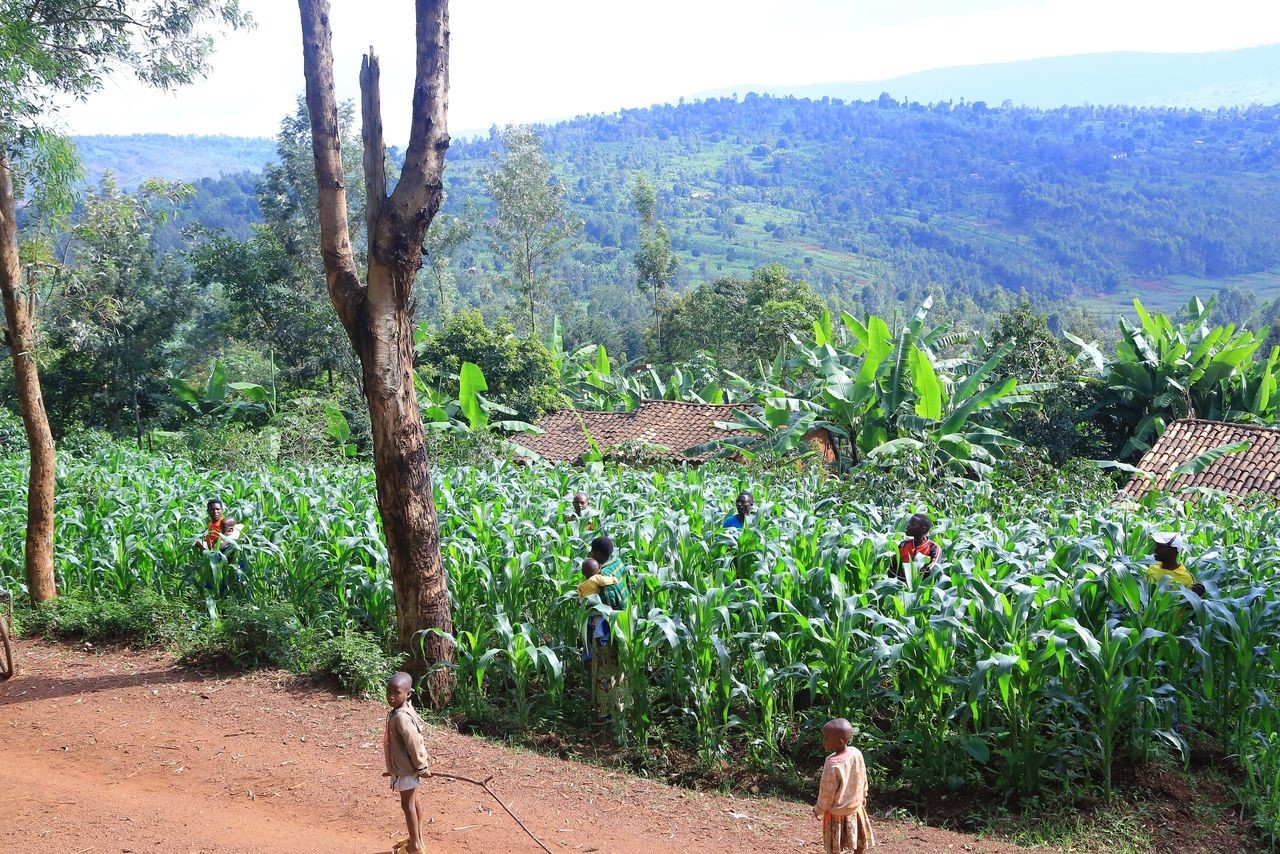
[{"left": 897, "top": 513, "right": 940, "bottom": 578}]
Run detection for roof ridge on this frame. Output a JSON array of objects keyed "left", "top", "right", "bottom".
[
  {"left": 543, "top": 400, "right": 757, "bottom": 416},
  {"left": 637, "top": 398, "right": 755, "bottom": 409},
  {"left": 1172, "top": 417, "right": 1280, "bottom": 434}
]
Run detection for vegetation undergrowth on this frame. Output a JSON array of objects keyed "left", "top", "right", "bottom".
[{"left": 15, "top": 590, "right": 395, "bottom": 700}]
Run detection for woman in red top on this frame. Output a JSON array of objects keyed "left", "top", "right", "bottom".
[
  {"left": 897, "top": 513, "right": 940, "bottom": 577},
  {"left": 200, "top": 499, "right": 243, "bottom": 551}
]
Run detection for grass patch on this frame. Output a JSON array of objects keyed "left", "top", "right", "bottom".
[{"left": 980, "top": 798, "right": 1152, "bottom": 853}]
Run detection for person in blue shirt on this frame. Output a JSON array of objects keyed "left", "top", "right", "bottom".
[{"left": 723, "top": 491, "right": 754, "bottom": 528}]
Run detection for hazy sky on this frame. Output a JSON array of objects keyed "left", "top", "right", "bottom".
[{"left": 61, "top": 0, "right": 1280, "bottom": 141}]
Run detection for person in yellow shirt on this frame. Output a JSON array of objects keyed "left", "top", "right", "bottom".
[
  {"left": 577, "top": 557, "right": 626, "bottom": 723},
  {"left": 1147, "top": 532, "right": 1206, "bottom": 596}
]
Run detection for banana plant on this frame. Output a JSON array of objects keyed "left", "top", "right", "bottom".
[
  {"left": 415, "top": 362, "right": 542, "bottom": 436},
  {"left": 871, "top": 340, "right": 1044, "bottom": 479},
  {"left": 1106, "top": 297, "right": 1274, "bottom": 457},
  {"left": 169, "top": 360, "right": 274, "bottom": 423},
  {"left": 684, "top": 392, "right": 819, "bottom": 462}
]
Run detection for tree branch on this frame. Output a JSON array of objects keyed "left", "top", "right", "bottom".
[
  {"left": 360, "top": 48, "right": 387, "bottom": 251},
  {"left": 297, "top": 0, "right": 365, "bottom": 333},
  {"left": 380, "top": 0, "right": 450, "bottom": 261}
]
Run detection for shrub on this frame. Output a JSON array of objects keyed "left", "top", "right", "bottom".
[
  {"left": 422, "top": 427, "right": 508, "bottom": 467},
  {"left": 179, "top": 601, "right": 303, "bottom": 669},
  {"left": 416, "top": 310, "right": 567, "bottom": 420},
  {"left": 21, "top": 589, "right": 181, "bottom": 645},
  {"left": 272, "top": 394, "right": 370, "bottom": 466},
  {"left": 309, "top": 631, "right": 400, "bottom": 698},
  {"left": 57, "top": 424, "right": 119, "bottom": 458}
]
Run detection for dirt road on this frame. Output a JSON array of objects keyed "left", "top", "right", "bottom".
[{"left": 0, "top": 640, "right": 1028, "bottom": 853}]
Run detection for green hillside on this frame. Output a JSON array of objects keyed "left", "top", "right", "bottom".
[
  {"left": 436, "top": 96, "right": 1280, "bottom": 320},
  {"left": 76, "top": 95, "right": 1280, "bottom": 326}
]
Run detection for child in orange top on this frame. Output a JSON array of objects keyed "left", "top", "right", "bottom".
[{"left": 814, "top": 718, "right": 874, "bottom": 854}]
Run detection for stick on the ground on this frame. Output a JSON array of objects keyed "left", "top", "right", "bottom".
[{"left": 430, "top": 771, "right": 553, "bottom": 854}]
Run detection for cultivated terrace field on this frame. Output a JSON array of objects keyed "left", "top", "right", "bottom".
[{"left": 3, "top": 448, "right": 1278, "bottom": 851}]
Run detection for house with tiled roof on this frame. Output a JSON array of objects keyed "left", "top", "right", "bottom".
[
  {"left": 1123, "top": 418, "right": 1280, "bottom": 499},
  {"left": 512, "top": 400, "right": 838, "bottom": 466}
]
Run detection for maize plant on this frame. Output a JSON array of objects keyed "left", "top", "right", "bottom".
[{"left": 1, "top": 445, "right": 1278, "bottom": 825}]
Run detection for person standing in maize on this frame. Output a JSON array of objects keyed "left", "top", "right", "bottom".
[
  {"left": 897, "top": 513, "right": 940, "bottom": 578},
  {"left": 199, "top": 499, "right": 243, "bottom": 553},
  {"left": 723, "top": 491, "right": 754, "bottom": 529},
  {"left": 1148, "top": 532, "right": 1206, "bottom": 596},
  {"left": 564, "top": 491, "right": 598, "bottom": 531},
  {"left": 578, "top": 538, "right": 629, "bottom": 723},
  {"left": 814, "top": 717, "right": 874, "bottom": 854}
]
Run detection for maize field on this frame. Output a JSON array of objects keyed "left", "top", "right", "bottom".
[{"left": 1, "top": 447, "right": 1277, "bottom": 840}]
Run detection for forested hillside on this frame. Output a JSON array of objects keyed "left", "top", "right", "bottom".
[
  {"left": 74, "top": 133, "right": 275, "bottom": 187},
  {"left": 439, "top": 96, "right": 1280, "bottom": 318},
  {"left": 78, "top": 95, "right": 1280, "bottom": 335}
]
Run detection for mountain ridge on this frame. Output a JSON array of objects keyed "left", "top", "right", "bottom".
[{"left": 693, "top": 44, "right": 1280, "bottom": 110}]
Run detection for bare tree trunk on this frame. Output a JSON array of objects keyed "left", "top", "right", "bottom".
[
  {"left": 298, "top": 0, "right": 454, "bottom": 702},
  {"left": 0, "top": 151, "right": 56, "bottom": 604}
]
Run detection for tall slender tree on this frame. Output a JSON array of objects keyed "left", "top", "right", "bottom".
[
  {"left": 296, "top": 0, "right": 455, "bottom": 699},
  {"left": 632, "top": 174, "right": 676, "bottom": 350},
  {"left": 0, "top": 0, "right": 248, "bottom": 603},
  {"left": 483, "top": 126, "right": 580, "bottom": 336}
]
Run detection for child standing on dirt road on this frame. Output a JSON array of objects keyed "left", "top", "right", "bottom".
[
  {"left": 383, "top": 672, "right": 431, "bottom": 854},
  {"left": 814, "top": 718, "right": 875, "bottom": 854}
]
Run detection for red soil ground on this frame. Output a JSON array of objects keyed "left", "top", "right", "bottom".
[{"left": 0, "top": 639, "right": 1031, "bottom": 853}]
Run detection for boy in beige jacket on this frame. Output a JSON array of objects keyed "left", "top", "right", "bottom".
[
  {"left": 814, "top": 718, "right": 874, "bottom": 854},
  {"left": 383, "top": 672, "right": 431, "bottom": 854}
]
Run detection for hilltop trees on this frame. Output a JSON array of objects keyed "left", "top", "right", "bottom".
[
  {"left": 296, "top": 0, "right": 455, "bottom": 698},
  {"left": 0, "top": 0, "right": 248, "bottom": 603}
]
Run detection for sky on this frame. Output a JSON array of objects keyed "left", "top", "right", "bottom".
[{"left": 61, "top": 0, "right": 1280, "bottom": 142}]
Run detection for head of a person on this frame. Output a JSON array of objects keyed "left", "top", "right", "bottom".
[
  {"left": 821, "top": 717, "right": 853, "bottom": 752},
  {"left": 572, "top": 492, "right": 589, "bottom": 514},
  {"left": 386, "top": 671, "right": 413, "bottom": 709},
  {"left": 735, "top": 491, "right": 754, "bottom": 517},
  {"left": 581, "top": 558, "right": 600, "bottom": 579},
  {"left": 207, "top": 499, "right": 224, "bottom": 522},
  {"left": 589, "top": 536, "right": 614, "bottom": 564},
  {"left": 905, "top": 513, "right": 932, "bottom": 538},
  {"left": 1152, "top": 532, "right": 1184, "bottom": 567}
]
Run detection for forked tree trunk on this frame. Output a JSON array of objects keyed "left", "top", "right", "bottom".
[
  {"left": 298, "top": 0, "right": 454, "bottom": 701},
  {"left": 0, "top": 151, "right": 57, "bottom": 604}
]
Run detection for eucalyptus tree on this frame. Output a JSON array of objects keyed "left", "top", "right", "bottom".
[
  {"left": 296, "top": 0, "right": 456, "bottom": 698},
  {"left": 0, "top": 0, "right": 249, "bottom": 602},
  {"left": 631, "top": 174, "right": 676, "bottom": 349},
  {"left": 482, "top": 125, "right": 580, "bottom": 336}
]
